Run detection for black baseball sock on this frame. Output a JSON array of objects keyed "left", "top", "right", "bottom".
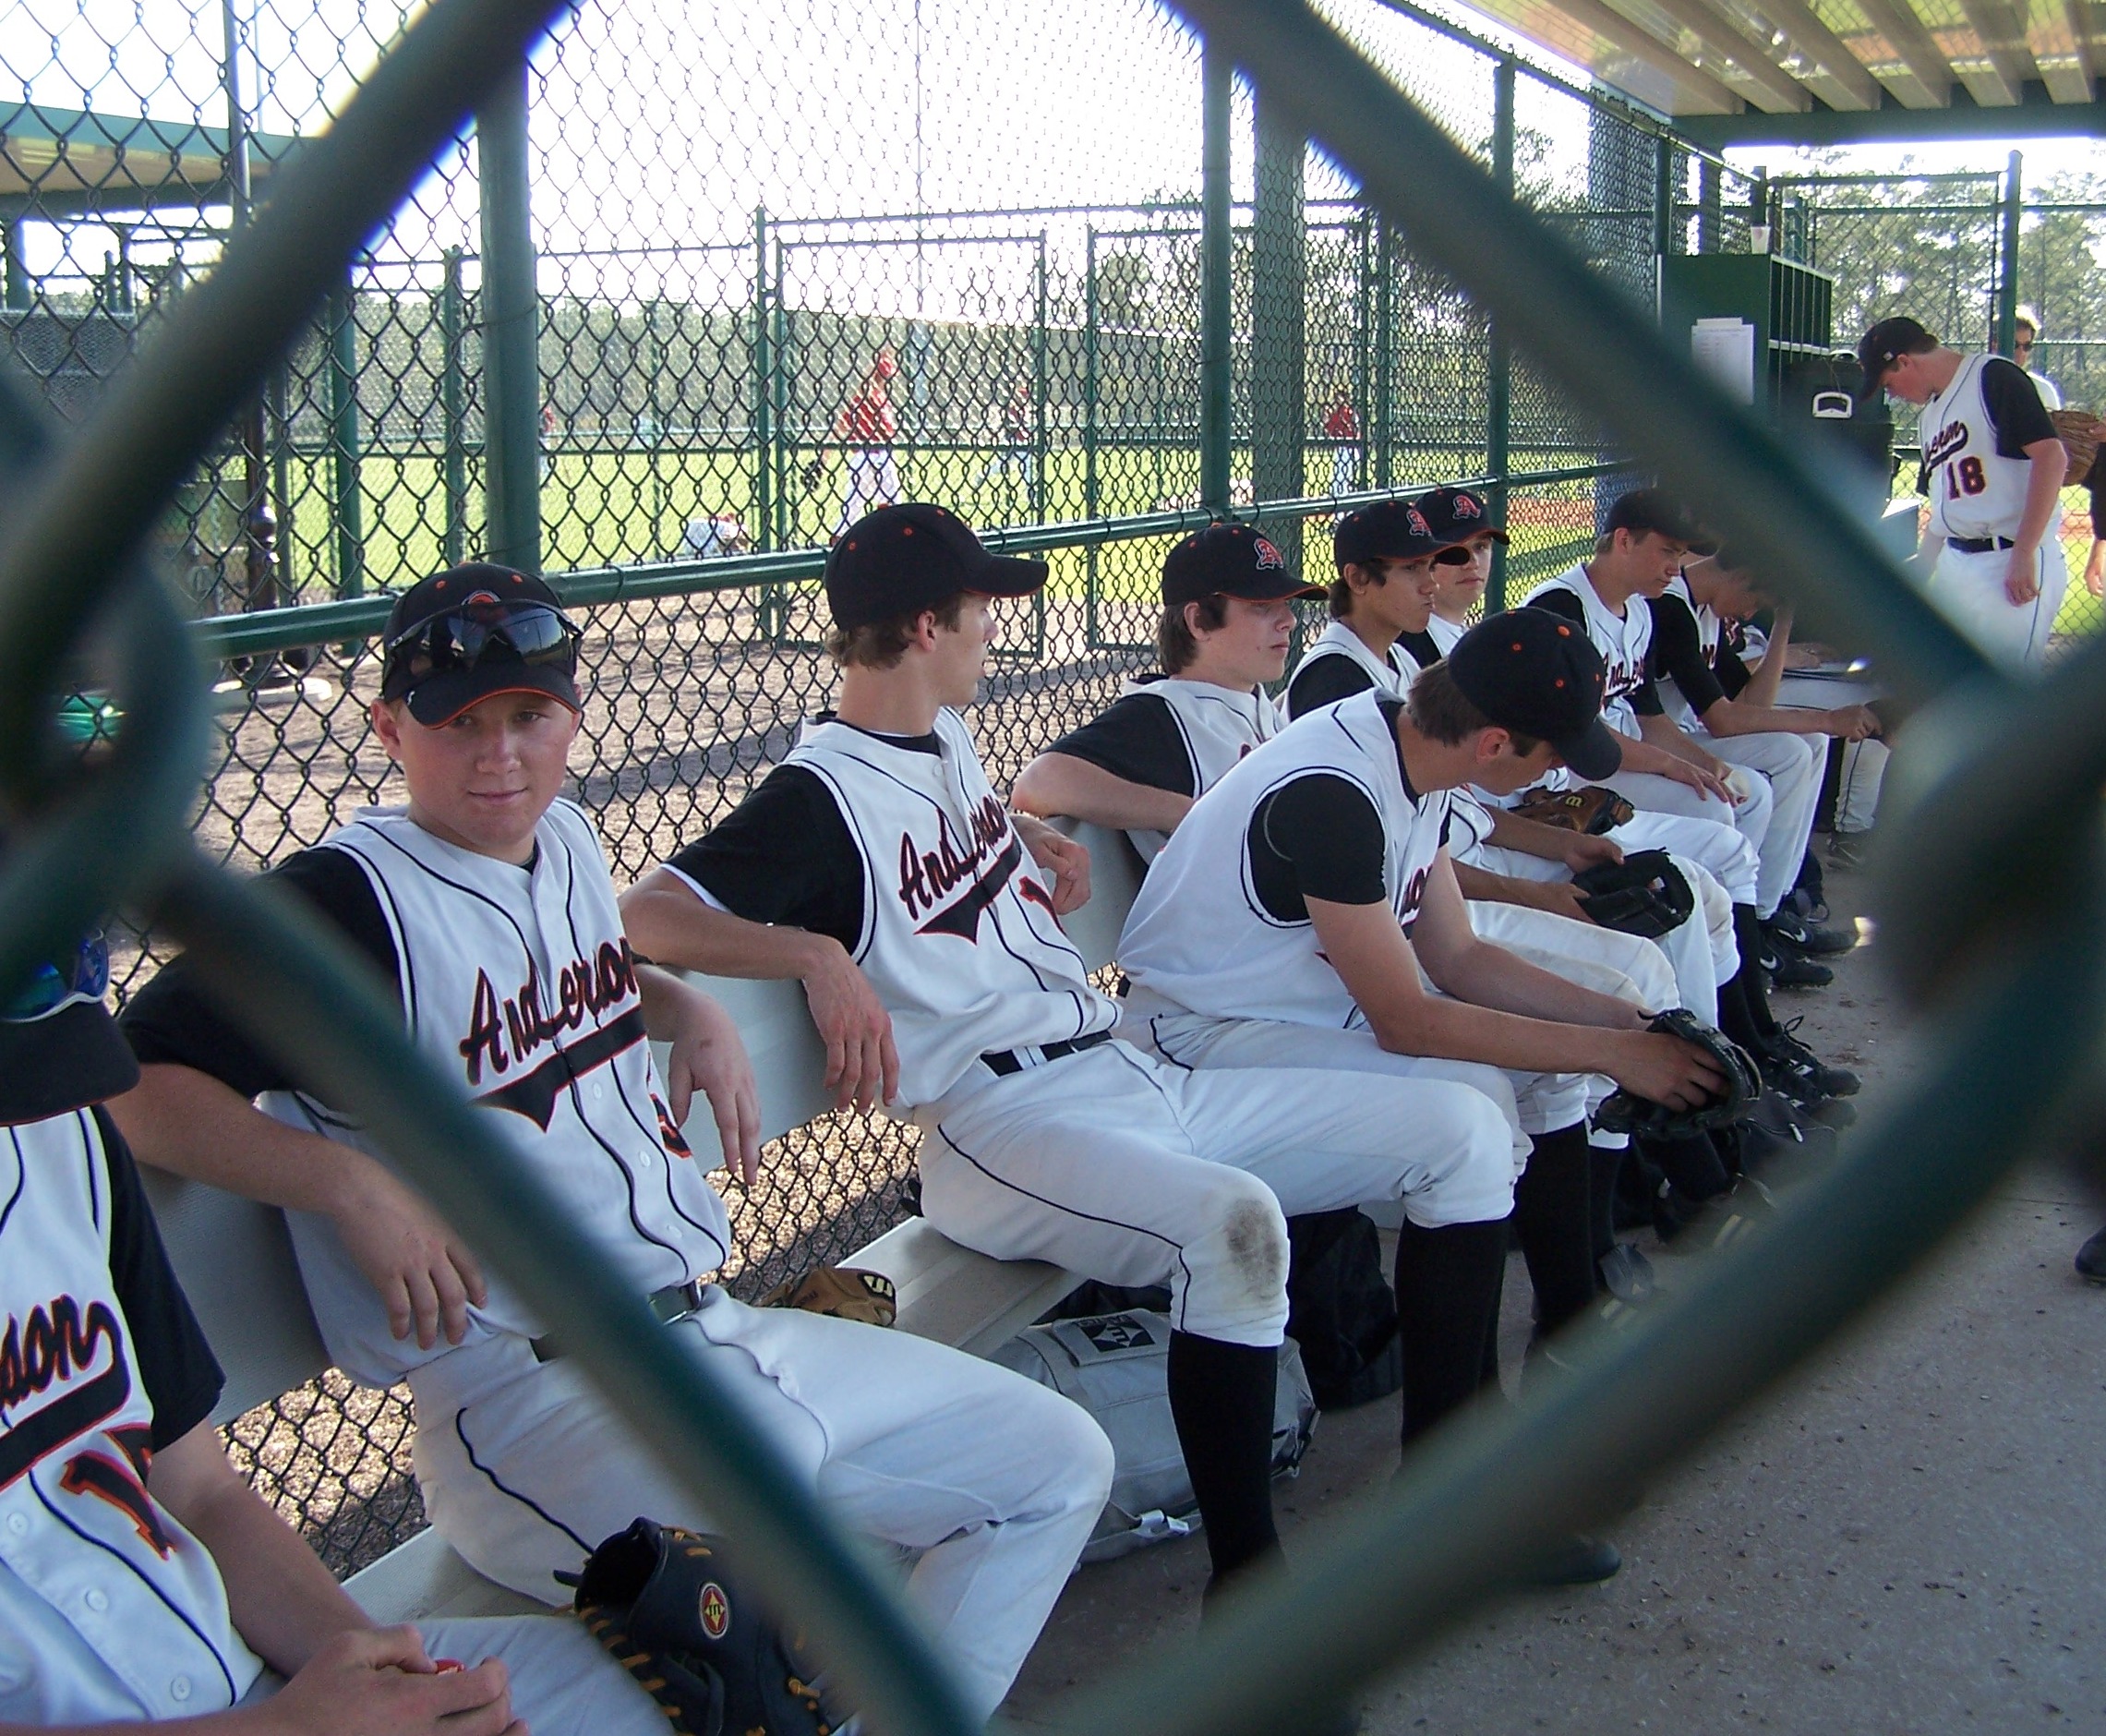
[
  {"left": 1166, "top": 1330, "right": 1282, "bottom": 1591},
  {"left": 1512, "top": 1123, "right": 1596, "bottom": 1339},
  {"left": 1588, "top": 1140, "right": 1622, "bottom": 1270},
  {"left": 1642, "top": 1129, "right": 1731, "bottom": 1201},
  {"left": 1394, "top": 1216, "right": 1509, "bottom": 1449},
  {"left": 1730, "top": 904, "right": 1785, "bottom": 1041},
  {"left": 1480, "top": 1228, "right": 1510, "bottom": 1392}
]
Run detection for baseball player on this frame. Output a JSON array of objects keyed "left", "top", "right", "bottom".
[
  {"left": 1859, "top": 315, "right": 2070, "bottom": 670},
  {"left": 2013, "top": 307, "right": 2064, "bottom": 410},
  {"left": 1114, "top": 609, "right": 1729, "bottom": 1382},
  {"left": 620, "top": 504, "right": 1539, "bottom": 1607},
  {"left": 112, "top": 563, "right": 1114, "bottom": 1723},
  {"left": 826, "top": 344, "right": 903, "bottom": 536},
  {"left": 0, "top": 923, "right": 668, "bottom": 1735},
  {"left": 1013, "top": 523, "right": 1685, "bottom": 1316}
]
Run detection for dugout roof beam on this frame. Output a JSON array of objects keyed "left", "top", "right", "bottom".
[
  {"left": 1442, "top": 0, "right": 2106, "bottom": 137},
  {"left": 0, "top": 102, "right": 300, "bottom": 216}
]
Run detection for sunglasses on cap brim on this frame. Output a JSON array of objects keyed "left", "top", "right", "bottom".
[
  {"left": 3, "top": 932, "right": 110, "bottom": 1023},
  {"left": 384, "top": 599, "right": 583, "bottom": 681}
]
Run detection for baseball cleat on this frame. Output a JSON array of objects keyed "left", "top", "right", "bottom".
[
  {"left": 1757, "top": 935, "right": 1835, "bottom": 990},
  {"left": 2076, "top": 1225, "right": 2106, "bottom": 1285},
  {"left": 1759, "top": 1019, "right": 1859, "bottom": 1098},
  {"left": 1597, "top": 1242, "right": 1656, "bottom": 1303},
  {"left": 1764, "top": 911, "right": 1856, "bottom": 957},
  {"left": 1524, "top": 1535, "right": 1623, "bottom": 1586}
]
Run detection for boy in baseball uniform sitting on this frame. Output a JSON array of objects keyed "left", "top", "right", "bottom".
[
  {"left": 621, "top": 504, "right": 1530, "bottom": 1613},
  {"left": 113, "top": 564, "right": 1113, "bottom": 1723},
  {"left": 1, "top": 925, "right": 664, "bottom": 1735}
]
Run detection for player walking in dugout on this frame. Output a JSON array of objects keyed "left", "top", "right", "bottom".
[
  {"left": 1012, "top": 522, "right": 1682, "bottom": 1322},
  {"left": 1858, "top": 315, "right": 2070, "bottom": 671},
  {"left": 0, "top": 934, "right": 677, "bottom": 1736},
  {"left": 111, "top": 563, "right": 1114, "bottom": 1723},
  {"left": 1113, "top": 610, "right": 1727, "bottom": 1424},
  {"left": 620, "top": 502, "right": 1568, "bottom": 1621}
]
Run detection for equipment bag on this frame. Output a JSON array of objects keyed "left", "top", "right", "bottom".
[
  {"left": 1284, "top": 1207, "right": 1403, "bottom": 1411},
  {"left": 993, "top": 1309, "right": 1318, "bottom": 1562}
]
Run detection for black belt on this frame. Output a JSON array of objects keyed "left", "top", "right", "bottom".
[
  {"left": 1947, "top": 535, "right": 2015, "bottom": 553},
  {"left": 981, "top": 1030, "right": 1113, "bottom": 1077},
  {"left": 531, "top": 1279, "right": 704, "bottom": 1362}
]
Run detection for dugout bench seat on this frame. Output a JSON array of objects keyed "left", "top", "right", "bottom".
[{"left": 143, "top": 821, "right": 1148, "bottom": 1624}]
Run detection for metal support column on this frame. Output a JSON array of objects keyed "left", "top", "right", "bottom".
[
  {"left": 2, "top": 216, "right": 27, "bottom": 311},
  {"left": 1996, "top": 151, "right": 2022, "bottom": 357},
  {"left": 1654, "top": 135, "right": 1675, "bottom": 259},
  {"left": 1199, "top": 42, "right": 1233, "bottom": 513},
  {"left": 1032, "top": 232, "right": 1049, "bottom": 524},
  {"left": 1486, "top": 54, "right": 1514, "bottom": 609},
  {"left": 327, "top": 275, "right": 364, "bottom": 598},
  {"left": 1697, "top": 159, "right": 1720, "bottom": 255},
  {"left": 477, "top": 64, "right": 541, "bottom": 574},
  {"left": 1374, "top": 219, "right": 1393, "bottom": 488},
  {"left": 439, "top": 247, "right": 468, "bottom": 567},
  {"left": 1084, "top": 226, "right": 1102, "bottom": 643},
  {"left": 1251, "top": 90, "right": 1306, "bottom": 577},
  {"left": 752, "top": 208, "right": 772, "bottom": 554}
]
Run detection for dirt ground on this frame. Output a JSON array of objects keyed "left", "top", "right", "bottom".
[{"left": 1004, "top": 854, "right": 2106, "bottom": 1734}]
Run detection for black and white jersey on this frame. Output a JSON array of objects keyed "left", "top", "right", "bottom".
[
  {"left": 1046, "top": 674, "right": 1282, "bottom": 861},
  {"left": 0, "top": 1109, "right": 263, "bottom": 1723},
  {"left": 1522, "top": 565, "right": 1659, "bottom": 740},
  {"left": 264, "top": 801, "right": 731, "bottom": 1387},
  {"left": 669, "top": 710, "right": 1115, "bottom": 1108},
  {"left": 1119, "top": 690, "right": 1456, "bottom": 1031},
  {"left": 1283, "top": 621, "right": 1421, "bottom": 718},
  {"left": 1920, "top": 354, "right": 2057, "bottom": 541}
]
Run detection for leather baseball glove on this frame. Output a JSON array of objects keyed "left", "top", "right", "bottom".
[
  {"left": 1594, "top": 1008, "right": 1760, "bottom": 1141},
  {"left": 1571, "top": 849, "right": 1693, "bottom": 938},
  {"left": 758, "top": 1265, "right": 898, "bottom": 1327},
  {"left": 1513, "top": 787, "right": 1635, "bottom": 836},
  {"left": 560, "top": 1519, "right": 837, "bottom": 1736}
]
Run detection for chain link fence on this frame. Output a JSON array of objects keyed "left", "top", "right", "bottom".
[{"left": 5, "top": 0, "right": 1850, "bottom": 1579}]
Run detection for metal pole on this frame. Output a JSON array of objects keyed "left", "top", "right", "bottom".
[
  {"left": 222, "top": 0, "right": 276, "bottom": 620},
  {"left": 753, "top": 207, "right": 772, "bottom": 554},
  {"left": 1486, "top": 54, "right": 1513, "bottom": 609},
  {"left": 1200, "top": 42, "right": 1233, "bottom": 512},
  {"left": 1033, "top": 231, "right": 1049, "bottom": 524},
  {"left": 1084, "top": 225, "right": 1101, "bottom": 645},
  {"left": 327, "top": 274, "right": 364, "bottom": 597},
  {"left": 1996, "top": 150, "right": 2022, "bottom": 356},
  {"left": 1250, "top": 90, "right": 1306, "bottom": 576},
  {"left": 439, "top": 247, "right": 467, "bottom": 567},
  {"left": 3, "top": 217, "right": 28, "bottom": 311},
  {"left": 1374, "top": 218, "right": 1393, "bottom": 488},
  {"left": 476, "top": 63, "right": 540, "bottom": 573},
  {"left": 1654, "top": 134, "right": 1674, "bottom": 259},
  {"left": 1352, "top": 211, "right": 1371, "bottom": 497},
  {"left": 1698, "top": 158, "right": 1719, "bottom": 254}
]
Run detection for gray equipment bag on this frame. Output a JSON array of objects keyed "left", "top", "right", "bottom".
[{"left": 992, "top": 1310, "right": 1318, "bottom": 1562}]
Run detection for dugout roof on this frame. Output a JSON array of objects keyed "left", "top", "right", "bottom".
[
  {"left": 1438, "top": 0, "right": 2106, "bottom": 143},
  {"left": 1, "top": 102, "right": 299, "bottom": 218}
]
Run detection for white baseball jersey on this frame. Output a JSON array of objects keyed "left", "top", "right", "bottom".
[
  {"left": 1120, "top": 675, "right": 1282, "bottom": 861},
  {"left": 1425, "top": 613, "right": 1465, "bottom": 657},
  {"left": 1294, "top": 618, "right": 1420, "bottom": 700},
  {"left": 781, "top": 709, "right": 1116, "bottom": 1106},
  {"left": 265, "top": 799, "right": 731, "bottom": 1388},
  {"left": 1921, "top": 353, "right": 2040, "bottom": 540},
  {"left": 1120, "top": 690, "right": 1456, "bottom": 1029},
  {"left": 1522, "top": 565, "right": 1652, "bottom": 739},
  {"left": 0, "top": 1110, "right": 264, "bottom": 1724}
]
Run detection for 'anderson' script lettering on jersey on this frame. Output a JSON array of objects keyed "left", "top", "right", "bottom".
[
  {"left": 0, "top": 1296, "right": 126, "bottom": 1489},
  {"left": 1922, "top": 418, "right": 1969, "bottom": 471},
  {"left": 897, "top": 795, "right": 1040, "bottom": 942},
  {"left": 460, "top": 940, "right": 639, "bottom": 1083}
]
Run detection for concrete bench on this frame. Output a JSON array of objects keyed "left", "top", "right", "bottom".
[{"left": 145, "top": 819, "right": 1150, "bottom": 1622}]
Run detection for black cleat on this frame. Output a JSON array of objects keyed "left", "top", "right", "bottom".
[
  {"left": 1765, "top": 911, "right": 1857, "bottom": 956},
  {"left": 1760, "top": 1018, "right": 1860, "bottom": 1098},
  {"left": 1597, "top": 1242, "right": 1656, "bottom": 1303},
  {"left": 1758, "top": 935, "right": 1835, "bottom": 989}
]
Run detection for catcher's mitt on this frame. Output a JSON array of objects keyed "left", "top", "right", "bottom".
[
  {"left": 1512, "top": 787, "right": 1634, "bottom": 836},
  {"left": 1571, "top": 850, "right": 1693, "bottom": 939},
  {"left": 758, "top": 1264, "right": 897, "bottom": 1327},
  {"left": 1594, "top": 1008, "right": 1760, "bottom": 1142},
  {"left": 560, "top": 1519, "right": 836, "bottom": 1736},
  {"left": 2050, "top": 409, "right": 2102, "bottom": 488}
]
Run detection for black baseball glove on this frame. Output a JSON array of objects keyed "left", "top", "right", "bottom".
[
  {"left": 1571, "top": 849, "right": 1693, "bottom": 938},
  {"left": 560, "top": 1519, "right": 836, "bottom": 1736},
  {"left": 1594, "top": 1008, "right": 1761, "bottom": 1141},
  {"left": 802, "top": 456, "right": 825, "bottom": 490}
]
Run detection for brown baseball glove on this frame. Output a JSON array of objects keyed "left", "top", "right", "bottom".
[
  {"left": 2050, "top": 410, "right": 2101, "bottom": 488},
  {"left": 758, "top": 1265, "right": 898, "bottom": 1327},
  {"left": 1512, "top": 786, "right": 1635, "bottom": 836}
]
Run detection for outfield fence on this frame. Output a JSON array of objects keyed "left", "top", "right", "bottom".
[{"left": 6, "top": 0, "right": 2106, "bottom": 1728}]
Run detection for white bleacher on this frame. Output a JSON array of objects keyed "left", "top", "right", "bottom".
[{"left": 145, "top": 819, "right": 1150, "bottom": 1622}]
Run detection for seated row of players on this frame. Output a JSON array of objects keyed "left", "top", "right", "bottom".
[{"left": 5, "top": 495, "right": 1841, "bottom": 1731}]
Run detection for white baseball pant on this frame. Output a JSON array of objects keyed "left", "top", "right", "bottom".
[
  {"left": 1462, "top": 899, "right": 1678, "bottom": 1012},
  {"left": 1595, "top": 762, "right": 1780, "bottom": 912},
  {"left": 913, "top": 1038, "right": 1518, "bottom": 1351},
  {"left": 1698, "top": 730, "right": 1823, "bottom": 917},
  {"left": 841, "top": 447, "right": 903, "bottom": 532},
  {"left": 1925, "top": 540, "right": 2067, "bottom": 671},
  {"left": 407, "top": 1290, "right": 1113, "bottom": 1720}
]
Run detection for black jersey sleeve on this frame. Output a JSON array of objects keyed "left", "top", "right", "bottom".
[
  {"left": 119, "top": 847, "right": 400, "bottom": 1100},
  {"left": 1524, "top": 587, "right": 1586, "bottom": 625},
  {"left": 1041, "top": 693, "right": 1196, "bottom": 797},
  {"left": 94, "top": 1108, "right": 226, "bottom": 1448},
  {"left": 1394, "top": 628, "right": 1441, "bottom": 669},
  {"left": 1285, "top": 654, "right": 1376, "bottom": 719},
  {"left": 1646, "top": 592, "right": 1727, "bottom": 717},
  {"left": 663, "top": 765, "right": 865, "bottom": 952},
  {"left": 1245, "top": 772, "right": 1388, "bottom": 922},
  {"left": 1980, "top": 357, "right": 2058, "bottom": 457}
]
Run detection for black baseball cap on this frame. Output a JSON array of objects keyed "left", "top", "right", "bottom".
[
  {"left": 1418, "top": 486, "right": 1509, "bottom": 546},
  {"left": 1604, "top": 488, "right": 1715, "bottom": 554},
  {"left": 1161, "top": 523, "right": 1325, "bottom": 606},
  {"left": 380, "top": 564, "right": 583, "bottom": 727},
  {"left": 1856, "top": 316, "right": 1936, "bottom": 401},
  {"left": 1332, "top": 498, "right": 1461, "bottom": 570},
  {"left": 1446, "top": 609, "right": 1622, "bottom": 782},
  {"left": 826, "top": 503, "right": 1047, "bottom": 630}
]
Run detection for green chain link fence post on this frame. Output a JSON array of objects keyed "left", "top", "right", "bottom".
[
  {"left": 1199, "top": 42, "right": 1233, "bottom": 514},
  {"left": 476, "top": 62, "right": 540, "bottom": 574},
  {"left": 1486, "top": 52, "right": 1514, "bottom": 609},
  {"left": 1998, "top": 150, "right": 2023, "bottom": 356}
]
